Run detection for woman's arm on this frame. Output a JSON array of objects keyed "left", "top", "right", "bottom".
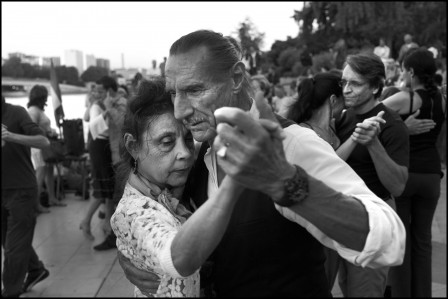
[
  {"left": 383, "top": 92, "right": 436, "bottom": 134},
  {"left": 171, "top": 176, "right": 243, "bottom": 277},
  {"left": 381, "top": 91, "right": 413, "bottom": 114},
  {"left": 28, "top": 107, "right": 40, "bottom": 124},
  {"left": 335, "top": 137, "right": 357, "bottom": 161}
]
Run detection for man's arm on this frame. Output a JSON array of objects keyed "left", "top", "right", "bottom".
[
  {"left": 213, "top": 103, "right": 405, "bottom": 267},
  {"left": 403, "top": 109, "right": 436, "bottom": 135},
  {"left": 213, "top": 107, "right": 370, "bottom": 251},
  {"left": 360, "top": 135, "right": 408, "bottom": 197},
  {"left": 117, "top": 252, "right": 160, "bottom": 297},
  {"left": 2, "top": 125, "right": 49, "bottom": 149},
  {"left": 339, "top": 112, "right": 408, "bottom": 196}
]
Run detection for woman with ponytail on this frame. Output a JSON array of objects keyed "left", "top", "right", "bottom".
[
  {"left": 382, "top": 48, "right": 446, "bottom": 297},
  {"left": 287, "top": 72, "right": 345, "bottom": 150}
]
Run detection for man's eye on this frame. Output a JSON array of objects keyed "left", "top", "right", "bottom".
[{"left": 188, "top": 89, "right": 202, "bottom": 95}]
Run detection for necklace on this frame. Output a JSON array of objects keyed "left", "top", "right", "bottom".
[{"left": 302, "top": 122, "right": 339, "bottom": 149}]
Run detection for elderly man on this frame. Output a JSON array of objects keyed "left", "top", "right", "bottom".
[{"left": 118, "top": 30, "right": 405, "bottom": 297}]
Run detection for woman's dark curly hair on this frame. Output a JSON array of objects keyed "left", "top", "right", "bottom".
[
  {"left": 27, "top": 85, "right": 48, "bottom": 110},
  {"left": 114, "top": 77, "right": 174, "bottom": 196}
]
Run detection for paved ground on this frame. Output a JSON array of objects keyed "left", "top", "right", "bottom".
[{"left": 2, "top": 170, "right": 446, "bottom": 297}]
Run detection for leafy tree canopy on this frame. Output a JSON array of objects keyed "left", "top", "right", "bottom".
[
  {"left": 80, "top": 66, "right": 109, "bottom": 83},
  {"left": 292, "top": 2, "right": 446, "bottom": 59},
  {"left": 233, "top": 17, "right": 265, "bottom": 55}
]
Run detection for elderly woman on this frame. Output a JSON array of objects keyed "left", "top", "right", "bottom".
[{"left": 110, "top": 78, "right": 243, "bottom": 297}]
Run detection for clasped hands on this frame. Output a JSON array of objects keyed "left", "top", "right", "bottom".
[
  {"left": 351, "top": 111, "right": 386, "bottom": 146},
  {"left": 213, "top": 90, "right": 295, "bottom": 200}
]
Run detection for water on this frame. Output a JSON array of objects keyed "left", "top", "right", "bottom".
[{"left": 4, "top": 94, "right": 90, "bottom": 142}]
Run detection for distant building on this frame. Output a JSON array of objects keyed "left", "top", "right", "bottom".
[
  {"left": 65, "top": 49, "right": 84, "bottom": 74},
  {"left": 8, "top": 52, "right": 26, "bottom": 60},
  {"left": 96, "top": 58, "right": 110, "bottom": 70},
  {"left": 85, "top": 54, "right": 96, "bottom": 69},
  {"left": 9, "top": 52, "right": 40, "bottom": 65},
  {"left": 42, "top": 57, "right": 61, "bottom": 67}
]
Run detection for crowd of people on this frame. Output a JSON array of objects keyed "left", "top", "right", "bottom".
[{"left": 1, "top": 29, "right": 446, "bottom": 298}]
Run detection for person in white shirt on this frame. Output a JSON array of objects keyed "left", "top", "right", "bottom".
[
  {"left": 79, "top": 77, "right": 115, "bottom": 242},
  {"left": 117, "top": 29, "right": 405, "bottom": 297},
  {"left": 374, "top": 38, "right": 391, "bottom": 60}
]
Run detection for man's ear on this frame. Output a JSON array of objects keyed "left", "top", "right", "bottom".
[
  {"left": 124, "top": 133, "right": 138, "bottom": 158},
  {"left": 231, "top": 61, "right": 246, "bottom": 94},
  {"left": 329, "top": 94, "right": 337, "bottom": 106}
]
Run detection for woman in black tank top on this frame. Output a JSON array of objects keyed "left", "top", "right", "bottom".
[{"left": 382, "top": 48, "right": 446, "bottom": 297}]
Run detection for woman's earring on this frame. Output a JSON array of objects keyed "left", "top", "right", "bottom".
[{"left": 133, "top": 159, "right": 138, "bottom": 174}]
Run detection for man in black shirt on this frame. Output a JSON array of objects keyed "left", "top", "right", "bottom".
[
  {"left": 1, "top": 96, "right": 51, "bottom": 297},
  {"left": 332, "top": 53, "right": 410, "bottom": 297}
]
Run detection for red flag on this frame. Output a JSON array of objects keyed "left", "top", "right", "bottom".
[{"left": 50, "top": 59, "right": 65, "bottom": 127}]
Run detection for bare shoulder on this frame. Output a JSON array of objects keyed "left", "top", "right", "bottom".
[{"left": 382, "top": 91, "right": 411, "bottom": 113}]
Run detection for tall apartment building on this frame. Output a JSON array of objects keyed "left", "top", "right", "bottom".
[
  {"left": 96, "top": 58, "right": 110, "bottom": 70},
  {"left": 85, "top": 54, "right": 96, "bottom": 69},
  {"left": 64, "top": 49, "right": 84, "bottom": 74},
  {"left": 42, "top": 57, "right": 61, "bottom": 67}
]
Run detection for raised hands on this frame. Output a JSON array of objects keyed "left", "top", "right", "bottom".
[
  {"left": 212, "top": 91, "right": 294, "bottom": 200},
  {"left": 351, "top": 111, "right": 386, "bottom": 146}
]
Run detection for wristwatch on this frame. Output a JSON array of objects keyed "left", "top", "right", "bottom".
[{"left": 275, "top": 165, "right": 309, "bottom": 207}]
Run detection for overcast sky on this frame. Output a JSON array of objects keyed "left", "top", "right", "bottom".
[{"left": 2, "top": 1, "right": 304, "bottom": 70}]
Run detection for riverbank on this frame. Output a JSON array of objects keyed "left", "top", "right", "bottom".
[{"left": 2, "top": 77, "right": 88, "bottom": 96}]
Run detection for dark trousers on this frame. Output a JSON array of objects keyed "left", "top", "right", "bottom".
[
  {"left": 388, "top": 172, "right": 441, "bottom": 297},
  {"left": 1, "top": 187, "right": 44, "bottom": 294}
]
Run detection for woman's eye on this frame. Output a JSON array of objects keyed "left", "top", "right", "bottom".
[{"left": 161, "top": 138, "right": 174, "bottom": 146}]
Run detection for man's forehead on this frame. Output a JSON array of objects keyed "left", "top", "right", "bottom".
[
  {"left": 342, "top": 65, "right": 362, "bottom": 80},
  {"left": 167, "top": 47, "right": 210, "bottom": 72},
  {"left": 165, "top": 47, "right": 212, "bottom": 87}
]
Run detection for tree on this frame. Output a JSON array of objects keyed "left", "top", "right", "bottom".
[
  {"left": 2, "top": 57, "right": 24, "bottom": 78},
  {"left": 292, "top": 2, "right": 446, "bottom": 59},
  {"left": 80, "top": 66, "right": 109, "bottom": 83},
  {"left": 234, "top": 17, "right": 265, "bottom": 54}
]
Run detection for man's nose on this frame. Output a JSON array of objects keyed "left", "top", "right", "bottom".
[
  {"left": 174, "top": 95, "right": 194, "bottom": 120},
  {"left": 343, "top": 84, "right": 352, "bottom": 94}
]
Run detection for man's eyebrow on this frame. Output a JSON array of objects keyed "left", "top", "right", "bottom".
[{"left": 183, "top": 83, "right": 204, "bottom": 90}]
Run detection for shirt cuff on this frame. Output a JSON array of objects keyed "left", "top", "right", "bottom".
[
  {"left": 338, "top": 194, "right": 405, "bottom": 268},
  {"left": 159, "top": 233, "right": 188, "bottom": 279}
]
